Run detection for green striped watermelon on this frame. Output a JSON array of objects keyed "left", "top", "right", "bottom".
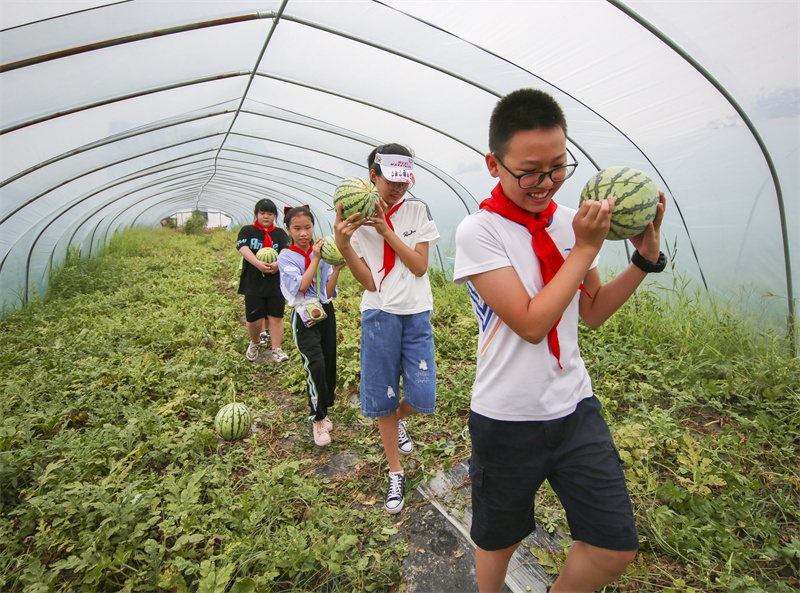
[
  {"left": 320, "top": 235, "right": 345, "bottom": 266},
  {"left": 580, "top": 166, "right": 659, "bottom": 240},
  {"left": 256, "top": 247, "right": 278, "bottom": 263},
  {"left": 214, "top": 402, "right": 252, "bottom": 441},
  {"left": 333, "top": 177, "right": 378, "bottom": 221}
]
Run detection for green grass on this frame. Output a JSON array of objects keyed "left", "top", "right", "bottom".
[{"left": 1, "top": 227, "right": 797, "bottom": 592}]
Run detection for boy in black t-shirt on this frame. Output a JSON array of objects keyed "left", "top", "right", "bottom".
[{"left": 237, "top": 199, "right": 291, "bottom": 362}]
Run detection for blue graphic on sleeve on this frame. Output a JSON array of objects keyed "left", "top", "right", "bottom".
[{"left": 466, "top": 282, "right": 494, "bottom": 332}]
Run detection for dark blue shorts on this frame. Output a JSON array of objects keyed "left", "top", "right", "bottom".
[
  {"left": 244, "top": 295, "right": 285, "bottom": 322},
  {"left": 468, "top": 396, "right": 639, "bottom": 552}
]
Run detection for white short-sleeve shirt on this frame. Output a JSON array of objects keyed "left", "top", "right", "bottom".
[
  {"left": 351, "top": 198, "right": 440, "bottom": 315},
  {"left": 453, "top": 204, "right": 597, "bottom": 421}
]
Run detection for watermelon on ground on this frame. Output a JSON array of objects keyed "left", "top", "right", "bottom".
[{"left": 215, "top": 402, "right": 252, "bottom": 441}]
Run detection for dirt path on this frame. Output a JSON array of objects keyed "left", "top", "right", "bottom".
[
  {"left": 222, "top": 260, "right": 553, "bottom": 592},
  {"left": 244, "top": 356, "right": 554, "bottom": 593}
]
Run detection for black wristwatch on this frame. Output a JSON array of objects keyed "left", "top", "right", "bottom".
[{"left": 631, "top": 250, "right": 667, "bottom": 273}]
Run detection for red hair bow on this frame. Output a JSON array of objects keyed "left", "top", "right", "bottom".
[{"left": 284, "top": 204, "right": 310, "bottom": 218}]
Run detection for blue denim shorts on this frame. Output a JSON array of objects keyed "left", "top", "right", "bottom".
[
  {"left": 360, "top": 309, "right": 437, "bottom": 418},
  {"left": 468, "top": 396, "right": 639, "bottom": 552}
]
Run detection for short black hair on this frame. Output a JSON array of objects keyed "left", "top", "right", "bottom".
[
  {"left": 367, "top": 143, "right": 414, "bottom": 177},
  {"left": 254, "top": 198, "right": 277, "bottom": 218},
  {"left": 488, "top": 89, "right": 567, "bottom": 158},
  {"left": 284, "top": 206, "right": 314, "bottom": 228}
]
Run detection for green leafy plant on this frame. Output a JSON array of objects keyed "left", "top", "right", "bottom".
[
  {"left": 184, "top": 209, "right": 209, "bottom": 236},
  {"left": 1, "top": 228, "right": 797, "bottom": 593}
]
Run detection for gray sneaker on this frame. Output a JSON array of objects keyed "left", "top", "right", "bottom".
[
  {"left": 398, "top": 420, "right": 414, "bottom": 456},
  {"left": 272, "top": 348, "right": 289, "bottom": 362},
  {"left": 259, "top": 330, "right": 270, "bottom": 346},
  {"left": 245, "top": 342, "right": 260, "bottom": 362}
]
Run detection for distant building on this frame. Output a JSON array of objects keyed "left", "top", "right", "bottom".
[{"left": 173, "top": 211, "right": 231, "bottom": 228}]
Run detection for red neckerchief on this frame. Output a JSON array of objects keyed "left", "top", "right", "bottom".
[
  {"left": 290, "top": 244, "right": 314, "bottom": 287},
  {"left": 253, "top": 221, "right": 275, "bottom": 248},
  {"left": 480, "top": 182, "right": 589, "bottom": 369},
  {"left": 378, "top": 199, "right": 405, "bottom": 292}
]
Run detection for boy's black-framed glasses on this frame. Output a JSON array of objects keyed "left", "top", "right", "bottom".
[{"left": 493, "top": 154, "right": 579, "bottom": 188}]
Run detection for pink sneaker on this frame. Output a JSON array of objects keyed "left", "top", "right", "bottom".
[
  {"left": 321, "top": 417, "right": 333, "bottom": 432},
  {"left": 312, "top": 420, "right": 331, "bottom": 447}
]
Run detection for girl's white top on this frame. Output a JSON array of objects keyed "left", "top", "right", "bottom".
[{"left": 351, "top": 198, "right": 440, "bottom": 315}]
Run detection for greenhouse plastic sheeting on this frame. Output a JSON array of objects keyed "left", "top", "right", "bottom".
[{"left": 1, "top": 0, "right": 797, "bottom": 333}]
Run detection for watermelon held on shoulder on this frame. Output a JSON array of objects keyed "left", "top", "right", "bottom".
[
  {"left": 320, "top": 235, "right": 346, "bottom": 266},
  {"left": 214, "top": 402, "right": 252, "bottom": 442},
  {"left": 580, "top": 166, "right": 659, "bottom": 241},
  {"left": 333, "top": 177, "right": 378, "bottom": 221}
]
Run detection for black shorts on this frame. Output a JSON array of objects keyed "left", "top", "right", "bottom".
[
  {"left": 244, "top": 295, "right": 285, "bottom": 322},
  {"left": 468, "top": 396, "right": 639, "bottom": 552}
]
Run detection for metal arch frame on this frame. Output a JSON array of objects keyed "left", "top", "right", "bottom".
[
  {"left": 1, "top": 77, "right": 481, "bottom": 218},
  {"left": 0, "top": 72, "right": 250, "bottom": 135},
  {"left": 1, "top": 2, "right": 494, "bottom": 200},
  {"left": 378, "top": 0, "right": 710, "bottom": 285},
  {"left": 1, "top": 0, "right": 793, "bottom": 350},
  {"left": 1, "top": 110, "right": 234, "bottom": 190},
  {"left": 0, "top": 11, "right": 277, "bottom": 73},
  {"left": 4, "top": 136, "right": 391, "bottom": 295},
  {"left": 0, "top": 125, "right": 349, "bottom": 227},
  {"left": 2, "top": 106, "right": 476, "bottom": 296},
  {"left": 1, "top": 2, "right": 570, "bottom": 293},
  {"left": 382, "top": 0, "right": 794, "bottom": 340},
  {"left": 1, "top": 72, "right": 481, "bottom": 211},
  {"left": 237, "top": 105, "right": 481, "bottom": 211},
  {"left": 17, "top": 160, "right": 327, "bottom": 282},
  {"left": 605, "top": 0, "right": 795, "bottom": 353},
  {"left": 0, "top": 6, "right": 683, "bottom": 269},
  {"left": 224, "top": 118, "right": 480, "bottom": 213},
  {"left": 0, "top": 138, "right": 222, "bottom": 224},
  {"left": 1, "top": 105, "right": 473, "bottom": 227}
]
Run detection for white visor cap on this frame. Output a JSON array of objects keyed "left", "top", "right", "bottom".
[{"left": 375, "top": 153, "right": 415, "bottom": 185}]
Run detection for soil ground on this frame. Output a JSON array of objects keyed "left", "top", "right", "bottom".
[{"left": 249, "top": 352, "right": 557, "bottom": 593}]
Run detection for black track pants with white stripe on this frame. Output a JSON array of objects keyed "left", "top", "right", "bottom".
[{"left": 291, "top": 301, "right": 337, "bottom": 422}]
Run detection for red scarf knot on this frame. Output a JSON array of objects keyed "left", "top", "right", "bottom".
[
  {"left": 253, "top": 221, "right": 275, "bottom": 248},
  {"left": 479, "top": 183, "right": 588, "bottom": 369},
  {"left": 289, "top": 244, "right": 312, "bottom": 270},
  {"left": 289, "top": 244, "right": 314, "bottom": 287}
]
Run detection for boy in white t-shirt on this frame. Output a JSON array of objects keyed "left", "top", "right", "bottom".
[
  {"left": 453, "top": 89, "right": 666, "bottom": 592},
  {"left": 334, "top": 143, "right": 440, "bottom": 515}
]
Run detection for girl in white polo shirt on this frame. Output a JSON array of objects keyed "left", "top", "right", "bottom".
[{"left": 333, "top": 143, "right": 440, "bottom": 515}]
